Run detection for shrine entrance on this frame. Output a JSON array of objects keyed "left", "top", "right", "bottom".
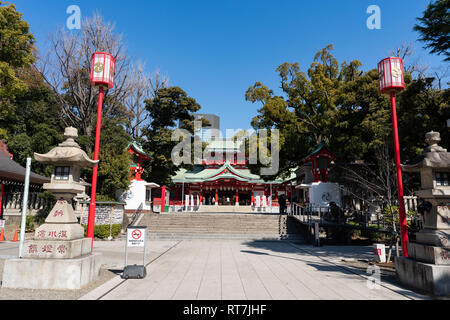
[
  {"left": 238, "top": 191, "right": 251, "bottom": 206},
  {"left": 218, "top": 190, "right": 236, "bottom": 206}
]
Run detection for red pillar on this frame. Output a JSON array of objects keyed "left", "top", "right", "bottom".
[
  {"left": 215, "top": 189, "right": 218, "bottom": 204},
  {"left": 251, "top": 190, "right": 254, "bottom": 206},
  {"left": 0, "top": 183, "right": 4, "bottom": 219},
  {"left": 87, "top": 86, "right": 104, "bottom": 251},
  {"left": 235, "top": 189, "right": 239, "bottom": 205},
  {"left": 161, "top": 186, "right": 166, "bottom": 213},
  {"left": 390, "top": 92, "right": 409, "bottom": 257}
]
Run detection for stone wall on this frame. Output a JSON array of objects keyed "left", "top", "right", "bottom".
[{"left": 79, "top": 202, "right": 125, "bottom": 226}]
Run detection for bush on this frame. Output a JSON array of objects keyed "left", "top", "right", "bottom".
[
  {"left": 26, "top": 215, "right": 35, "bottom": 232},
  {"left": 82, "top": 224, "right": 122, "bottom": 239}
]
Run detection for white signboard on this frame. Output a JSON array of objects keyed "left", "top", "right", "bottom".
[
  {"left": 127, "top": 227, "right": 146, "bottom": 247},
  {"left": 0, "top": 219, "right": 5, "bottom": 230}
]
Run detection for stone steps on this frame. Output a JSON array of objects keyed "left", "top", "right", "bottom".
[{"left": 131, "top": 213, "right": 303, "bottom": 241}]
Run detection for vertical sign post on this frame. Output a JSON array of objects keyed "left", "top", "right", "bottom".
[
  {"left": 378, "top": 57, "right": 409, "bottom": 257},
  {"left": 19, "top": 158, "right": 31, "bottom": 258},
  {"left": 86, "top": 52, "right": 116, "bottom": 252}
]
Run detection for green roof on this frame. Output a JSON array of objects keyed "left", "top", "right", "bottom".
[
  {"left": 172, "top": 162, "right": 290, "bottom": 184},
  {"left": 127, "top": 141, "right": 150, "bottom": 158},
  {"left": 303, "top": 141, "right": 334, "bottom": 162}
]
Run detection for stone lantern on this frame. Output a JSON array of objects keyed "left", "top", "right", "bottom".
[
  {"left": 396, "top": 131, "right": 450, "bottom": 295},
  {"left": 2, "top": 127, "right": 103, "bottom": 290}
]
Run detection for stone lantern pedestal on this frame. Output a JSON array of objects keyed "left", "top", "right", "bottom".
[
  {"left": 395, "top": 131, "right": 450, "bottom": 296},
  {"left": 2, "top": 128, "right": 102, "bottom": 290}
]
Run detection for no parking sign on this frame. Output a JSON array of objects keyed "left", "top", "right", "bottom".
[
  {"left": 127, "top": 227, "right": 146, "bottom": 247},
  {"left": 123, "top": 226, "right": 148, "bottom": 279}
]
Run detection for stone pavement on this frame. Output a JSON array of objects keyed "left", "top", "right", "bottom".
[{"left": 77, "top": 239, "right": 427, "bottom": 300}]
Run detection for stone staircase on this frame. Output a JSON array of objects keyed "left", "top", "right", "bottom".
[
  {"left": 136, "top": 213, "right": 304, "bottom": 241},
  {"left": 197, "top": 205, "right": 253, "bottom": 213}
]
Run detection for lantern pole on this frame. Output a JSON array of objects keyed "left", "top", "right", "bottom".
[
  {"left": 389, "top": 90, "right": 409, "bottom": 257},
  {"left": 87, "top": 85, "right": 104, "bottom": 251}
]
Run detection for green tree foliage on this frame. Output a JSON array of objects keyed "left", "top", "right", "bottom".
[
  {"left": 246, "top": 44, "right": 449, "bottom": 183},
  {"left": 414, "top": 0, "right": 450, "bottom": 61},
  {"left": 1, "top": 66, "right": 62, "bottom": 176},
  {"left": 142, "top": 86, "right": 202, "bottom": 186},
  {"left": 80, "top": 117, "right": 132, "bottom": 201},
  {"left": 0, "top": 1, "right": 35, "bottom": 104}
]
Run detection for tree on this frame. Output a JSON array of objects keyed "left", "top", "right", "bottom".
[
  {"left": 125, "top": 64, "right": 168, "bottom": 139},
  {"left": 245, "top": 45, "right": 365, "bottom": 179},
  {"left": 78, "top": 116, "right": 132, "bottom": 201},
  {"left": 141, "top": 86, "right": 202, "bottom": 186},
  {"left": 245, "top": 44, "right": 449, "bottom": 190},
  {"left": 0, "top": 1, "right": 35, "bottom": 100},
  {"left": 0, "top": 1, "right": 35, "bottom": 139},
  {"left": 3, "top": 70, "right": 63, "bottom": 176},
  {"left": 38, "top": 13, "right": 132, "bottom": 139},
  {"left": 414, "top": 0, "right": 450, "bottom": 61}
]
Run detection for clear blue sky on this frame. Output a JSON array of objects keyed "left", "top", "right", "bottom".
[{"left": 13, "top": 0, "right": 448, "bottom": 133}]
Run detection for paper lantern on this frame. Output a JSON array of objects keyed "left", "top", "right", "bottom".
[
  {"left": 90, "top": 52, "right": 115, "bottom": 89},
  {"left": 378, "top": 57, "right": 405, "bottom": 94}
]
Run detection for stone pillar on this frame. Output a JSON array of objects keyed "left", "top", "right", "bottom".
[
  {"left": 2, "top": 127, "right": 102, "bottom": 290},
  {"left": 396, "top": 131, "right": 450, "bottom": 296}
]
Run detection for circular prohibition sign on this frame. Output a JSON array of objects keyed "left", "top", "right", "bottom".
[{"left": 131, "top": 229, "right": 142, "bottom": 240}]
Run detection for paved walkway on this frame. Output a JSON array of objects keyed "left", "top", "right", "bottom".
[{"left": 78, "top": 240, "right": 425, "bottom": 300}]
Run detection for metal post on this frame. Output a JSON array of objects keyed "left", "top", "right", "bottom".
[
  {"left": 125, "top": 230, "right": 128, "bottom": 266},
  {"left": 390, "top": 91, "right": 409, "bottom": 257},
  {"left": 19, "top": 158, "right": 31, "bottom": 258},
  {"left": 87, "top": 86, "right": 105, "bottom": 252}
]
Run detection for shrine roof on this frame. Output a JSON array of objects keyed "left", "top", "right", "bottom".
[
  {"left": 303, "top": 142, "right": 335, "bottom": 162},
  {"left": 172, "top": 162, "right": 290, "bottom": 184},
  {"left": 127, "top": 141, "right": 150, "bottom": 158},
  {"left": 0, "top": 145, "right": 50, "bottom": 185}
]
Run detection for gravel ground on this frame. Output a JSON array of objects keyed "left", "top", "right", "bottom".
[{"left": 0, "top": 259, "right": 118, "bottom": 300}]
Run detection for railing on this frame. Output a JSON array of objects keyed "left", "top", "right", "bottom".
[
  {"left": 288, "top": 203, "right": 330, "bottom": 224},
  {"left": 128, "top": 202, "right": 143, "bottom": 226}
]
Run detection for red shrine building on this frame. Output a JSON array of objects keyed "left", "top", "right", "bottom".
[
  {"left": 168, "top": 139, "right": 297, "bottom": 212},
  {"left": 119, "top": 142, "right": 159, "bottom": 214},
  {"left": 120, "top": 115, "right": 341, "bottom": 213}
]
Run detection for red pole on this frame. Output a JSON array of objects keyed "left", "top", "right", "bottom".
[
  {"left": 161, "top": 186, "right": 166, "bottom": 213},
  {"left": 0, "top": 183, "right": 4, "bottom": 219},
  {"left": 87, "top": 86, "right": 104, "bottom": 251},
  {"left": 390, "top": 91, "right": 409, "bottom": 257}
]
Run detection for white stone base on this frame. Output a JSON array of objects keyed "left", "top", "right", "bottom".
[
  {"left": 2, "top": 253, "right": 102, "bottom": 290},
  {"left": 395, "top": 256, "right": 450, "bottom": 296}
]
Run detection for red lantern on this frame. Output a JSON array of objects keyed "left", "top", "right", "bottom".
[
  {"left": 377, "top": 57, "right": 405, "bottom": 94},
  {"left": 378, "top": 56, "right": 409, "bottom": 257},
  {"left": 90, "top": 52, "right": 115, "bottom": 89}
]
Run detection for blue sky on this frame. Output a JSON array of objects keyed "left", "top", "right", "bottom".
[{"left": 13, "top": 0, "right": 448, "bottom": 133}]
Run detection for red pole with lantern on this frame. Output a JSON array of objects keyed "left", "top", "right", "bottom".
[
  {"left": 87, "top": 52, "right": 116, "bottom": 251},
  {"left": 378, "top": 57, "right": 409, "bottom": 257}
]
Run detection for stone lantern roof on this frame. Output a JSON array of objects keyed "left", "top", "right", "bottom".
[
  {"left": 34, "top": 127, "right": 98, "bottom": 168},
  {"left": 402, "top": 131, "right": 450, "bottom": 172}
]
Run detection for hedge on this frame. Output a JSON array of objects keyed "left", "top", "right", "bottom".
[{"left": 82, "top": 224, "right": 122, "bottom": 239}]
